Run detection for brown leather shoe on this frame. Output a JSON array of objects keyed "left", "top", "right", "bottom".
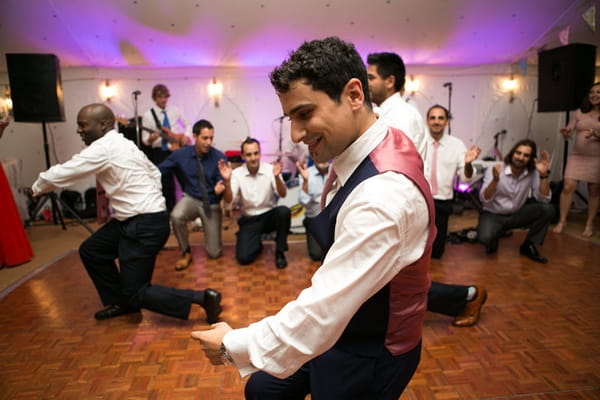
[
  {"left": 452, "top": 286, "right": 487, "bottom": 327},
  {"left": 175, "top": 252, "right": 192, "bottom": 271}
]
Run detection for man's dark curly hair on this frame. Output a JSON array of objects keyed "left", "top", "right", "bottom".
[{"left": 269, "top": 36, "right": 372, "bottom": 108}]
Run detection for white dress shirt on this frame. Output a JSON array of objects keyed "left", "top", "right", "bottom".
[
  {"left": 223, "top": 117, "right": 429, "bottom": 379},
  {"left": 423, "top": 133, "right": 470, "bottom": 200},
  {"left": 32, "top": 130, "right": 165, "bottom": 220},
  {"left": 229, "top": 162, "right": 283, "bottom": 217},
  {"left": 376, "top": 93, "right": 427, "bottom": 159},
  {"left": 141, "top": 104, "right": 190, "bottom": 148}
]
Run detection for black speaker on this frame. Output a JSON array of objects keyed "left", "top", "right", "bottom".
[
  {"left": 6, "top": 53, "right": 66, "bottom": 122},
  {"left": 537, "top": 44, "right": 596, "bottom": 112}
]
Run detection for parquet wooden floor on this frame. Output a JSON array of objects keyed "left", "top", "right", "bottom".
[{"left": 0, "top": 230, "right": 599, "bottom": 399}]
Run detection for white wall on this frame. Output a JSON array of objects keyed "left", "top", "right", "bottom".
[{"left": 0, "top": 63, "right": 591, "bottom": 194}]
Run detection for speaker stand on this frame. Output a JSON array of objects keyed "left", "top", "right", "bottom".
[{"left": 30, "top": 122, "right": 94, "bottom": 234}]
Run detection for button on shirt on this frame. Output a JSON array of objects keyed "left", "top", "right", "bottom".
[
  {"left": 423, "top": 134, "right": 470, "bottom": 200},
  {"left": 222, "top": 117, "right": 429, "bottom": 378},
  {"left": 32, "top": 130, "right": 165, "bottom": 220},
  {"left": 298, "top": 165, "right": 328, "bottom": 218},
  {"left": 229, "top": 162, "right": 283, "bottom": 217},
  {"left": 158, "top": 146, "right": 226, "bottom": 204},
  {"left": 479, "top": 164, "right": 551, "bottom": 214}
]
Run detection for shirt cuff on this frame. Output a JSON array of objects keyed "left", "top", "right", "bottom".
[
  {"left": 31, "top": 179, "right": 46, "bottom": 197},
  {"left": 223, "top": 327, "right": 257, "bottom": 377}
]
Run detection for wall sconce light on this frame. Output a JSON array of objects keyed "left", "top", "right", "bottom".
[
  {"left": 405, "top": 75, "right": 419, "bottom": 96},
  {"left": 100, "top": 80, "right": 117, "bottom": 102},
  {"left": 207, "top": 77, "right": 223, "bottom": 107},
  {"left": 502, "top": 74, "right": 517, "bottom": 103},
  {"left": 1, "top": 85, "right": 13, "bottom": 117}
]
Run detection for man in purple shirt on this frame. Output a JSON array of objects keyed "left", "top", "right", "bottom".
[{"left": 477, "top": 139, "right": 554, "bottom": 263}]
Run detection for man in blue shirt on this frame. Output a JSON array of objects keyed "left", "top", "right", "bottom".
[{"left": 159, "top": 119, "right": 228, "bottom": 271}]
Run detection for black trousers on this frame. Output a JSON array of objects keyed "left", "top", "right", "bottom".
[
  {"left": 78, "top": 211, "right": 195, "bottom": 319},
  {"left": 149, "top": 147, "right": 176, "bottom": 213},
  {"left": 235, "top": 206, "right": 291, "bottom": 265},
  {"left": 432, "top": 199, "right": 454, "bottom": 259},
  {"left": 244, "top": 342, "right": 421, "bottom": 400}
]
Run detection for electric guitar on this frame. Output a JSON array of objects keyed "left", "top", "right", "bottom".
[{"left": 115, "top": 116, "right": 189, "bottom": 151}]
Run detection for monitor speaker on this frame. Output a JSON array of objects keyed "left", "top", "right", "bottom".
[
  {"left": 537, "top": 44, "right": 596, "bottom": 112},
  {"left": 6, "top": 53, "right": 66, "bottom": 122}
]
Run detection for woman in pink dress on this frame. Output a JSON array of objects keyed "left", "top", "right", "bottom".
[
  {"left": 553, "top": 82, "right": 600, "bottom": 237},
  {"left": 0, "top": 116, "right": 34, "bottom": 267}
]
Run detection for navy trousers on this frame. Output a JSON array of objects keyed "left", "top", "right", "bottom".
[{"left": 244, "top": 342, "right": 421, "bottom": 400}]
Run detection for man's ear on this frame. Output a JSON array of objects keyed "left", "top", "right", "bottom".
[
  {"left": 344, "top": 78, "right": 365, "bottom": 111},
  {"left": 385, "top": 74, "right": 396, "bottom": 90},
  {"left": 100, "top": 119, "right": 113, "bottom": 133}
]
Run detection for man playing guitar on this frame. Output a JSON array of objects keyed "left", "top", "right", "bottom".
[{"left": 142, "top": 84, "right": 191, "bottom": 212}]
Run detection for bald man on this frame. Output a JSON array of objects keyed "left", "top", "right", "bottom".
[{"left": 32, "top": 103, "right": 222, "bottom": 323}]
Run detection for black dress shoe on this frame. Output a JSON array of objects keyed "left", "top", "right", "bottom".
[
  {"left": 94, "top": 305, "right": 140, "bottom": 320},
  {"left": 202, "top": 289, "right": 222, "bottom": 324},
  {"left": 519, "top": 242, "right": 548, "bottom": 264},
  {"left": 275, "top": 251, "right": 288, "bottom": 269}
]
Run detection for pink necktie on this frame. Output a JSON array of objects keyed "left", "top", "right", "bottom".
[
  {"left": 430, "top": 141, "right": 439, "bottom": 195},
  {"left": 320, "top": 167, "right": 337, "bottom": 210}
]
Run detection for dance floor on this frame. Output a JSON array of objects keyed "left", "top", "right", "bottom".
[{"left": 0, "top": 231, "right": 599, "bottom": 399}]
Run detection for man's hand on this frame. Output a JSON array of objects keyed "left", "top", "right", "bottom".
[
  {"left": 272, "top": 159, "right": 283, "bottom": 176},
  {"left": 535, "top": 150, "right": 551, "bottom": 176},
  {"left": 492, "top": 163, "right": 502, "bottom": 182},
  {"left": 214, "top": 180, "right": 225, "bottom": 195},
  {"left": 218, "top": 159, "right": 232, "bottom": 181},
  {"left": 295, "top": 161, "right": 309, "bottom": 181},
  {"left": 191, "top": 322, "right": 233, "bottom": 366},
  {"left": 464, "top": 145, "right": 481, "bottom": 164}
]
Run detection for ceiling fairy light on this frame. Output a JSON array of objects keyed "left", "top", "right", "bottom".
[{"left": 207, "top": 77, "right": 223, "bottom": 107}]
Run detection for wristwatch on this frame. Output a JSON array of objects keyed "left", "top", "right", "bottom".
[{"left": 220, "top": 342, "right": 234, "bottom": 366}]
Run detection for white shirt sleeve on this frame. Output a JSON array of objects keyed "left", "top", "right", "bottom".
[{"left": 32, "top": 141, "right": 107, "bottom": 196}]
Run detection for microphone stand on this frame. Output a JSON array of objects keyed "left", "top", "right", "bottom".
[
  {"left": 132, "top": 91, "right": 141, "bottom": 148},
  {"left": 444, "top": 83, "right": 453, "bottom": 135}
]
